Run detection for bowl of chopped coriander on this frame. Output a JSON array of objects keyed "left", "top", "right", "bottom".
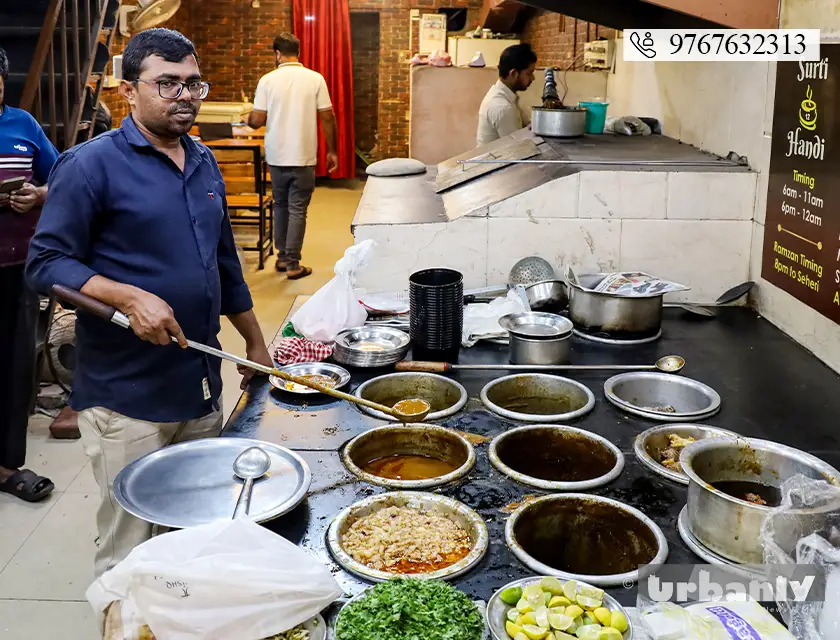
[{"left": 334, "top": 578, "right": 484, "bottom": 640}]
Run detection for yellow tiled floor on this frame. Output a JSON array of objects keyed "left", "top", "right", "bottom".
[{"left": 0, "top": 182, "right": 360, "bottom": 639}]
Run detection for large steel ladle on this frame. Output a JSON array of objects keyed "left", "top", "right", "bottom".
[
  {"left": 396, "top": 355, "right": 686, "bottom": 374},
  {"left": 51, "top": 286, "right": 431, "bottom": 423}
]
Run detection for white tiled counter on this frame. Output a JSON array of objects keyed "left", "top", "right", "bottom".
[{"left": 353, "top": 158, "right": 758, "bottom": 302}]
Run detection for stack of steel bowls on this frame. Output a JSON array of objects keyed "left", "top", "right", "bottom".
[
  {"left": 409, "top": 268, "right": 464, "bottom": 363},
  {"left": 498, "top": 312, "right": 573, "bottom": 365},
  {"left": 333, "top": 326, "right": 410, "bottom": 368}
]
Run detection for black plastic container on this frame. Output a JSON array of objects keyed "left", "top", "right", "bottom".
[{"left": 409, "top": 268, "right": 464, "bottom": 363}]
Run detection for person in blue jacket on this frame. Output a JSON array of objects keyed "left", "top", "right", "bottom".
[{"left": 0, "top": 47, "right": 59, "bottom": 502}]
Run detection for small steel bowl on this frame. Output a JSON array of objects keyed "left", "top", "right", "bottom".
[
  {"left": 268, "top": 362, "right": 351, "bottom": 395},
  {"left": 327, "top": 491, "right": 489, "bottom": 582},
  {"left": 525, "top": 279, "right": 568, "bottom": 311},
  {"left": 604, "top": 372, "right": 721, "bottom": 422},
  {"left": 481, "top": 374, "right": 595, "bottom": 423},
  {"left": 343, "top": 425, "right": 475, "bottom": 489},
  {"left": 333, "top": 326, "right": 410, "bottom": 368},
  {"left": 354, "top": 372, "right": 468, "bottom": 422},
  {"left": 499, "top": 312, "right": 573, "bottom": 339},
  {"left": 505, "top": 493, "right": 669, "bottom": 587},
  {"left": 490, "top": 425, "right": 624, "bottom": 491},
  {"left": 486, "top": 576, "right": 634, "bottom": 640},
  {"left": 634, "top": 424, "right": 738, "bottom": 485}
]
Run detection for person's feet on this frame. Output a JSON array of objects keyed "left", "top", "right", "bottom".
[
  {"left": 0, "top": 466, "right": 54, "bottom": 502},
  {"left": 286, "top": 265, "right": 313, "bottom": 280},
  {"left": 275, "top": 258, "right": 292, "bottom": 272}
]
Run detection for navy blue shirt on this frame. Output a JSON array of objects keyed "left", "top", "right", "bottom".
[{"left": 26, "top": 115, "right": 253, "bottom": 422}]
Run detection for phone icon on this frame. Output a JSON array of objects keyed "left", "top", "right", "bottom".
[{"left": 629, "top": 31, "right": 657, "bottom": 59}]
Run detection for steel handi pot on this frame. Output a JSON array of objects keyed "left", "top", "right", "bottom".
[
  {"left": 509, "top": 333, "right": 570, "bottom": 365},
  {"left": 567, "top": 273, "right": 663, "bottom": 339},
  {"left": 680, "top": 437, "right": 840, "bottom": 565},
  {"left": 530, "top": 107, "right": 586, "bottom": 138}
]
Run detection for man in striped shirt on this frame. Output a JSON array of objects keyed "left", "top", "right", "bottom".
[{"left": 0, "top": 47, "right": 59, "bottom": 502}]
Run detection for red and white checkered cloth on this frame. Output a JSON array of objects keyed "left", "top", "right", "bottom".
[{"left": 273, "top": 338, "right": 334, "bottom": 365}]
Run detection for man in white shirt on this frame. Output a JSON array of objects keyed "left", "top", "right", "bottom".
[
  {"left": 248, "top": 33, "right": 337, "bottom": 280},
  {"left": 476, "top": 43, "right": 537, "bottom": 146}
]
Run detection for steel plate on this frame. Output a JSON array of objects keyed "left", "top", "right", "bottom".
[
  {"left": 326, "top": 491, "right": 489, "bottom": 583},
  {"left": 269, "top": 362, "right": 351, "bottom": 395},
  {"left": 634, "top": 424, "right": 738, "bottom": 485},
  {"left": 486, "top": 576, "right": 634, "bottom": 640},
  {"left": 604, "top": 372, "right": 721, "bottom": 422},
  {"left": 113, "top": 437, "right": 311, "bottom": 528}
]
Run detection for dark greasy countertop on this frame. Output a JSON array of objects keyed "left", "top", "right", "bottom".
[{"left": 223, "top": 307, "right": 840, "bottom": 606}]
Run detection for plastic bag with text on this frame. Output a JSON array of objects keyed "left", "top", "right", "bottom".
[
  {"left": 87, "top": 518, "right": 342, "bottom": 640},
  {"left": 291, "top": 240, "right": 375, "bottom": 342},
  {"left": 637, "top": 600, "right": 795, "bottom": 640},
  {"left": 762, "top": 474, "right": 840, "bottom": 639}
]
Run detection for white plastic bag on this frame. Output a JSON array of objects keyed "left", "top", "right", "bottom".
[
  {"left": 462, "top": 290, "right": 529, "bottom": 347},
  {"left": 291, "top": 240, "right": 375, "bottom": 342},
  {"left": 639, "top": 601, "right": 795, "bottom": 640},
  {"left": 87, "top": 518, "right": 342, "bottom": 640}
]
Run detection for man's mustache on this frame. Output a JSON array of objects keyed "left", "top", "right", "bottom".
[{"left": 169, "top": 105, "right": 197, "bottom": 115}]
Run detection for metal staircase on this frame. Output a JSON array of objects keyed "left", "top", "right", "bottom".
[{"left": 1, "top": 0, "right": 122, "bottom": 151}]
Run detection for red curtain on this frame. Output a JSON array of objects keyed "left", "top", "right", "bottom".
[{"left": 293, "top": 0, "right": 355, "bottom": 179}]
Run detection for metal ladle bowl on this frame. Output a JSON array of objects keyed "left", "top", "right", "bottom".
[
  {"left": 655, "top": 355, "right": 685, "bottom": 373},
  {"left": 232, "top": 446, "right": 271, "bottom": 519}
]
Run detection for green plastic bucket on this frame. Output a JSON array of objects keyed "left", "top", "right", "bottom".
[{"left": 579, "top": 101, "right": 609, "bottom": 134}]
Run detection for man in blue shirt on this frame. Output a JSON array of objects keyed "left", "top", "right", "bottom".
[
  {"left": 0, "top": 46, "right": 59, "bottom": 503},
  {"left": 27, "top": 29, "right": 272, "bottom": 576}
]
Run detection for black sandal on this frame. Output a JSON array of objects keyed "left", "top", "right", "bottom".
[{"left": 0, "top": 469, "right": 55, "bottom": 502}]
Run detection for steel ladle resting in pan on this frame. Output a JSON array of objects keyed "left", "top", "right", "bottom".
[{"left": 51, "top": 285, "right": 431, "bottom": 423}]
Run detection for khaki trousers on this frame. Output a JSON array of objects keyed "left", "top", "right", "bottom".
[{"left": 78, "top": 406, "right": 223, "bottom": 578}]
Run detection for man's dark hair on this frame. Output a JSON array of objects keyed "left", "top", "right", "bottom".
[
  {"left": 0, "top": 47, "right": 8, "bottom": 81},
  {"left": 273, "top": 33, "right": 301, "bottom": 57},
  {"left": 121, "top": 28, "right": 197, "bottom": 82},
  {"left": 499, "top": 43, "right": 537, "bottom": 79}
]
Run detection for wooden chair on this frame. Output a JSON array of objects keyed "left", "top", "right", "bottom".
[{"left": 210, "top": 147, "right": 274, "bottom": 269}]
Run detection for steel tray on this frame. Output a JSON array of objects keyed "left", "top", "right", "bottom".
[{"left": 113, "top": 437, "right": 311, "bottom": 528}]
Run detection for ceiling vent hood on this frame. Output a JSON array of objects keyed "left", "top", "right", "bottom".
[{"left": 518, "top": 0, "right": 779, "bottom": 30}]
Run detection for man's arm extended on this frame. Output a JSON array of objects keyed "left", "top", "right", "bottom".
[{"left": 319, "top": 108, "right": 338, "bottom": 173}]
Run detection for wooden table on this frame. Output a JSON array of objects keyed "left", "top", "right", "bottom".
[{"left": 190, "top": 124, "right": 265, "bottom": 138}]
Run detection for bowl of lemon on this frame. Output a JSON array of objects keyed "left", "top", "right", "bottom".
[{"left": 486, "top": 576, "right": 632, "bottom": 640}]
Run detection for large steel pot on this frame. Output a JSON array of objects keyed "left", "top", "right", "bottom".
[
  {"left": 568, "top": 273, "right": 663, "bottom": 339},
  {"left": 531, "top": 107, "right": 586, "bottom": 138},
  {"left": 681, "top": 437, "right": 840, "bottom": 564}
]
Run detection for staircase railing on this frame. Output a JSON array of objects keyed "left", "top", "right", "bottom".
[{"left": 20, "top": 0, "right": 109, "bottom": 150}]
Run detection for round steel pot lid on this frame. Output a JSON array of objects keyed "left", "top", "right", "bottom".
[
  {"left": 489, "top": 425, "right": 624, "bottom": 491},
  {"left": 486, "top": 576, "right": 635, "bottom": 640},
  {"left": 604, "top": 372, "right": 721, "bottom": 422},
  {"left": 327, "top": 491, "right": 489, "bottom": 583},
  {"left": 269, "top": 362, "right": 351, "bottom": 395},
  {"left": 634, "top": 424, "right": 738, "bottom": 485},
  {"left": 113, "top": 438, "right": 311, "bottom": 528},
  {"left": 504, "top": 493, "right": 669, "bottom": 587},
  {"left": 354, "top": 372, "right": 468, "bottom": 422},
  {"left": 481, "top": 374, "right": 595, "bottom": 423}
]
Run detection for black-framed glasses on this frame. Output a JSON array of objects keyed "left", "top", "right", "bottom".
[{"left": 136, "top": 79, "right": 211, "bottom": 100}]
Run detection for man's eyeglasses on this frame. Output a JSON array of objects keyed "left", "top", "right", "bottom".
[{"left": 135, "top": 79, "right": 211, "bottom": 100}]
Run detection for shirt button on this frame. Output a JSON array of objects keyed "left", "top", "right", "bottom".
[{"left": 192, "top": 217, "right": 197, "bottom": 223}]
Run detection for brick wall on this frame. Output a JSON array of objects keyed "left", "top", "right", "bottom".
[
  {"left": 350, "top": 12, "right": 380, "bottom": 154},
  {"left": 99, "top": 0, "right": 483, "bottom": 158},
  {"left": 99, "top": 2, "right": 194, "bottom": 126},
  {"left": 521, "top": 8, "right": 615, "bottom": 70}
]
